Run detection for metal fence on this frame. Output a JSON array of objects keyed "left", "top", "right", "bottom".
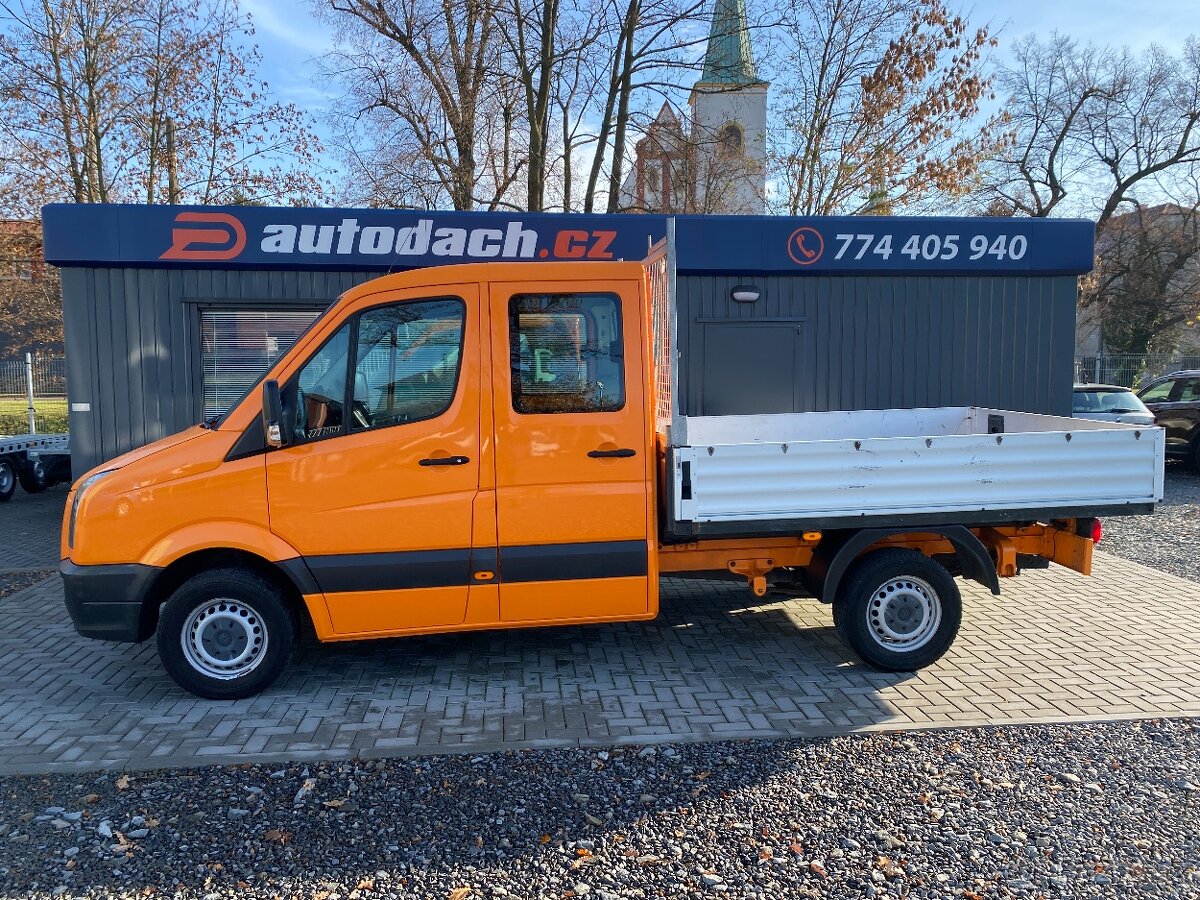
[
  {"left": 1075, "top": 354, "right": 1200, "bottom": 389},
  {"left": 0, "top": 354, "right": 68, "bottom": 434}
]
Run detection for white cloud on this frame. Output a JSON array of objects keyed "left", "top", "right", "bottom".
[{"left": 241, "top": 0, "right": 334, "bottom": 57}]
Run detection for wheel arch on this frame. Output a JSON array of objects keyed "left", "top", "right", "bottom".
[
  {"left": 138, "top": 548, "right": 317, "bottom": 642},
  {"left": 806, "top": 525, "right": 1000, "bottom": 603}
]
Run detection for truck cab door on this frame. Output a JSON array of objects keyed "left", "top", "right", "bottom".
[
  {"left": 489, "top": 279, "right": 655, "bottom": 623},
  {"left": 265, "top": 285, "right": 481, "bottom": 636}
]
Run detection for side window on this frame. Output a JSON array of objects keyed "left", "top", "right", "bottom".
[
  {"left": 1180, "top": 379, "right": 1200, "bottom": 403},
  {"left": 1139, "top": 379, "right": 1177, "bottom": 402},
  {"left": 288, "top": 324, "right": 351, "bottom": 441},
  {"left": 351, "top": 299, "right": 465, "bottom": 430},
  {"left": 509, "top": 293, "right": 625, "bottom": 414}
]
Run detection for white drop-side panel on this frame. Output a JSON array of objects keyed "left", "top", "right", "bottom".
[{"left": 673, "top": 407, "right": 1164, "bottom": 523}]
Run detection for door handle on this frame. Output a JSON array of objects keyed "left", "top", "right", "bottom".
[
  {"left": 588, "top": 448, "right": 636, "bottom": 458},
  {"left": 419, "top": 455, "right": 470, "bottom": 466}
]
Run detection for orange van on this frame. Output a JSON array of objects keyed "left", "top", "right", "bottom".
[{"left": 61, "top": 257, "right": 1160, "bottom": 698}]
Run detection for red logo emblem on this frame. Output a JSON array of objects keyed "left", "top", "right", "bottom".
[
  {"left": 160, "top": 212, "right": 247, "bottom": 261},
  {"left": 786, "top": 226, "right": 824, "bottom": 266}
]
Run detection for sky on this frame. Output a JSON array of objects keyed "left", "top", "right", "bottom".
[{"left": 241, "top": 0, "right": 1197, "bottom": 188}]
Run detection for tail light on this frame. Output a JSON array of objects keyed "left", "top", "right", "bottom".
[{"left": 1091, "top": 518, "right": 1103, "bottom": 544}]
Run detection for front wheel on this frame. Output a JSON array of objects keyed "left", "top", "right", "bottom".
[
  {"left": 156, "top": 568, "right": 296, "bottom": 700},
  {"left": 834, "top": 549, "right": 962, "bottom": 671}
]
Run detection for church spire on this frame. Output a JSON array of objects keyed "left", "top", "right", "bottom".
[{"left": 701, "top": 0, "right": 759, "bottom": 84}]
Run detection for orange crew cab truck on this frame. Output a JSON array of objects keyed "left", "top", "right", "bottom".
[{"left": 61, "top": 243, "right": 1164, "bottom": 698}]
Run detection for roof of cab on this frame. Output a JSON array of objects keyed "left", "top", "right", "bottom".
[{"left": 338, "top": 260, "right": 649, "bottom": 305}]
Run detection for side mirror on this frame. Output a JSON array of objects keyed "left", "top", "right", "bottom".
[{"left": 262, "top": 379, "right": 290, "bottom": 448}]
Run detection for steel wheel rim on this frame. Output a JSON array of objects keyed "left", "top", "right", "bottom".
[
  {"left": 181, "top": 599, "right": 268, "bottom": 680},
  {"left": 0, "top": 463, "right": 12, "bottom": 493},
  {"left": 866, "top": 575, "right": 941, "bottom": 652}
]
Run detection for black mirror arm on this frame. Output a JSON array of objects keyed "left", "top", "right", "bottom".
[{"left": 262, "top": 379, "right": 290, "bottom": 449}]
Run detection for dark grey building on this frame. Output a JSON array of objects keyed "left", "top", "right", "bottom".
[{"left": 42, "top": 205, "right": 1093, "bottom": 475}]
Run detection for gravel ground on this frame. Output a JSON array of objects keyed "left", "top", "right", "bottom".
[
  {"left": 2, "top": 719, "right": 1198, "bottom": 899},
  {"left": 1101, "top": 463, "right": 1200, "bottom": 583},
  {"left": 0, "top": 570, "right": 54, "bottom": 600}
]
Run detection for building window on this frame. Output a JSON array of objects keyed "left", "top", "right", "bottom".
[
  {"left": 0, "top": 258, "right": 32, "bottom": 280},
  {"left": 718, "top": 123, "right": 743, "bottom": 156},
  {"left": 200, "top": 309, "right": 322, "bottom": 418}
]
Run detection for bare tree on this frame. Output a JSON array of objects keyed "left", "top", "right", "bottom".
[
  {"left": 767, "top": 0, "right": 1002, "bottom": 216},
  {"left": 988, "top": 34, "right": 1200, "bottom": 232},
  {"left": 583, "top": 0, "right": 708, "bottom": 213},
  {"left": 321, "top": 0, "right": 502, "bottom": 211},
  {"left": 986, "top": 35, "right": 1200, "bottom": 353},
  {"left": 0, "top": 0, "right": 326, "bottom": 213},
  {"left": 1087, "top": 200, "right": 1200, "bottom": 355}
]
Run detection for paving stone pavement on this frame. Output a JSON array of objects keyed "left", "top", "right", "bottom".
[
  {"left": 0, "top": 484, "right": 67, "bottom": 571},
  {"left": 1, "top": 550, "right": 1198, "bottom": 776}
]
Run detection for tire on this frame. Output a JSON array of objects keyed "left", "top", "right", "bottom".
[
  {"left": 156, "top": 568, "right": 296, "bottom": 700},
  {"left": 831, "top": 593, "right": 850, "bottom": 644},
  {"left": 17, "top": 457, "right": 47, "bottom": 494},
  {"left": 833, "top": 548, "right": 962, "bottom": 672},
  {"left": 0, "top": 457, "right": 15, "bottom": 502},
  {"left": 1190, "top": 437, "right": 1200, "bottom": 472}
]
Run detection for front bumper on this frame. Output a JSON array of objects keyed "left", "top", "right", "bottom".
[{"left": 60, "top": 560, "right": 159, "bottom": 642}]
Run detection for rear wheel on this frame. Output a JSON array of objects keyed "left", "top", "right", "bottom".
[
  {"left": 17, "top": 457, "right": 47, "bottom": 493},
  {"left": 0, "top": 457, "right": 15, "bottom": 502},
  {"left": 156, "top": 568, "right": 296, "bottom": 700},
  {"left": 834, "top": 549, "right": 962, "bottom": 671}
]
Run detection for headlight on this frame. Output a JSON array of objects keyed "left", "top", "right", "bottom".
[{"left": 68, "top": 470, "right": 115, "bottom": 549}]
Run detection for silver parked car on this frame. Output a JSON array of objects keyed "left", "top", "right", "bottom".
[{"left": 1072, "top": 383, "right": 1156, "bottom": 426}]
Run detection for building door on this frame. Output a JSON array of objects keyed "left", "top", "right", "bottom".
[
  {"left": 265, "top": 286, "right": 480, "bottom": 636},
  {"left": 489, "top": 279, "right": 654, "bottom": 623}
]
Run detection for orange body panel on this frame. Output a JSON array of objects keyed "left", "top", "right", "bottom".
[{"left": 65, "top": 429, "right": 278, "bottom": 567}]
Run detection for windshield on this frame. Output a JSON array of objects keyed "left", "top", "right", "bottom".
[{"left": 1072, "top": 389, "right": 1150, "bottom": 414}]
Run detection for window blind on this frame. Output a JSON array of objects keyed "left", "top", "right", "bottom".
[{"left": 200, "top": 309, "right": 321, "bottom": 417}]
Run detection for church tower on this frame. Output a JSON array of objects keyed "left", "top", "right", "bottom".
[{"left": 688, "top": 0, "right": 768, "bottom": 214}]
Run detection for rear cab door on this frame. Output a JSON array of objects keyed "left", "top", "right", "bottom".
[{"left": 488, "top": 271, "right": 657, "bottom": 623}]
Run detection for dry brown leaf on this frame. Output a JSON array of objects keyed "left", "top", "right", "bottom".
[
  {"left": 539, "top": 834, "right": 552, "bottom": 844},
  {"left": 264, "top": 829, "right": 292, "bottom": 845},
  {"left": 355, "top": 878, "right": 375, "bottom": 891},
  {"left": 84, "top": 793, "right": 101, "bottom": 803},
  {"left": 448, "top": 889, "right": 470, "bottom": 900},
  {"left": 809, "top": 862, "right": 828, "bottom": 879},
  {"left": 323, "top": 799, "right": 345, "bottom": 809},
  {"left": 115, "top": 775, "right": 131, "bottom": 790},
  {"left": 576, "top": 848, "right": 592, "bottom": 857}
]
